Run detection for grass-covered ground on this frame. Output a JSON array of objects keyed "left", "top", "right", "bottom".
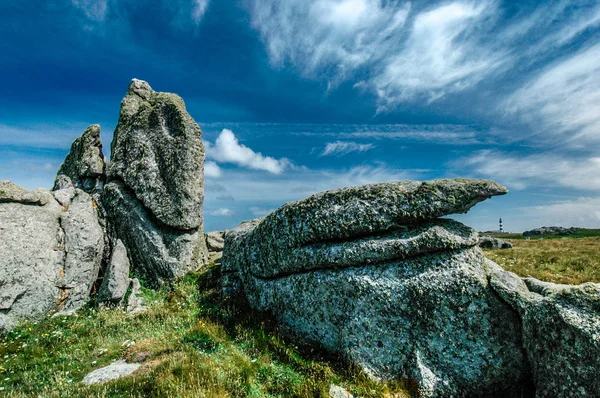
[
  {"left": 484, "top": 236, "right": 600, "bottom": 285},
  {"left": 0, "top": 265, "right": 415, "bottom": 398}
]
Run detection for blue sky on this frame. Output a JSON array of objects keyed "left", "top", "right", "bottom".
[{"left": 2, "top": 1, "right": 600, "bottom": 232}]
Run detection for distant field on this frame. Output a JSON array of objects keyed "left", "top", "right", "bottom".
[
  {"left": 487, "top": 229, "right": 600, "bottom": 240},
  {"left": 483, "top": 236, "right": 600, "bottom": 285}
]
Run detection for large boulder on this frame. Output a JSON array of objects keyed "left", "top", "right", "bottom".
[
  {"left": 104, "top": 79, "right": 208, "bottom": 285},
  {"left": 223, "top": 179, "right": 532, "bottom": 397},
  {"left": 57, "top": 189, "right": 105, "bottom": 313},
  {"left": 490, "top": 268, "right": 600, "bottom": 397},
  {"left": 107, "top": 78, "right": 205, "bottom": 230},
  {"left": 478, "top": 235, "right": 513, "bottom": 249},
  {"left": 0, "top": 181, "right": 64, "bottom": 328},
  {"left": 0, "top": 181, "right": 104, "bottom": 327}
]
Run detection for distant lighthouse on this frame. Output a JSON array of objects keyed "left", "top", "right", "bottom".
[{"left": 499, "top": 218, "right": 504, "bottom": 233}]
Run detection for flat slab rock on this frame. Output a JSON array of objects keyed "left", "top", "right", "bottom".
[{"left": 81, "top": 360, "right": 140, "bottom": 385}]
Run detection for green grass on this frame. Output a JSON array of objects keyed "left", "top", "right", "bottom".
[
  {"left": 0, "top": 265, "right": 415, "bottom": 398},
  {"left": 484, "top": 237, "right": 600, "bottom": 285}
]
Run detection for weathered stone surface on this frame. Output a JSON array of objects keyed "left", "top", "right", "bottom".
[
  {"left": 56, "top": 189, "right": 105, "bottom": 313},
  {"left": 206, "top": 231, "right": 225, "bottom": 263},
  {"left": 107, "top": 79, "right": 206, "bottom": 230},
  {"left": 98, "top": 240, "right": 131, "bottom": 305},
  {"left": 81, "top": 360, "right": 140, "bottom": 385},
  {"left": 206, "top": 231, "right": 225, "bottom": 252},
  {"left": 0, "top": 182, "right": 106, "bottom": 327},
  {"left": 104, "top": 181, "right": 201, "bottom": 285},
  {"left": 126, "top": 278, "right": 145, "bottom": 313},
  {"left": 54, "top": 124, "right": 106, "bottom": 194},
  {"left": 0, "top": 185, "right": 63, "bottom": 329},
  {"left": 478, "top": 235, "right": 512, "bottom": 249},
  {"left": 491, "top": 268, "right": 600, "bottom": 398},
  {"left": 233, "top": 179, "right": 506, "bottom": 278},
  {"left": 0, "top": 180, "right": 52, "bottom": 205},
  {"left": 222, "top": 179, "right": 529, "bottom": 397}
]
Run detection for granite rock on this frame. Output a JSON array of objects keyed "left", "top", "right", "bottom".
[
  {"left": 107, "top": 79, "right": 206, "bottom": 230},
  {"left": 54, "top": 124, "right": 106, "bottom": 194},
  {"left": 222, "top": 179, "right": 529, "bottom": 397},
  {"left": 490, "top": 268, "right": 600, "bottom": 397}
]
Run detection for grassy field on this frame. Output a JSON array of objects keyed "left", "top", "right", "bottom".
[
  {"left": 484, "top": 236, "right": 600, "bottom": 285},
  {"left": 0, "top": 265, "right": 415, "bottom": 398}
]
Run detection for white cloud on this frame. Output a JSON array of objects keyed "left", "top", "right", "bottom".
[
  {"left": 517, "top": 197, "right": 600, "bottom": 229},
  {"left": 321, "top": 141, "right": 374, "bottom": 156},
  {"left": 374, "top": 1, "right": 505, "bottom": 108},
  {"left": 210, "top": 208, "right": 234, "bottom": 217},
  {"left": 504, "top": 43, "right": 600, "bottom": 146},
  {"left": 457, "top": 150, "right": 600, "bottom": 191},
  {"left": 248, "top": 0, "right": 505, "bottom": 106},
  {"left": 205, "top": 129, "right": 291, "bottom": 174},
  {"left": 71, "top": 0, "right": 108, "bottom": 21},
  {"left": 204, "top": 160, "right": 222, "bottom": 178},
  {"left": 192, "top": 0, "right": 210, "bottom": 23}
]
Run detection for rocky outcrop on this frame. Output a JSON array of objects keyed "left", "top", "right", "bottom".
[
  {"left": 107, "top": 79, "right": 205, "bottom": 230},
  {"left": 206, "top": 231, "right": 225, "bottom": 263},
  {"left": 223, "top": 179, "right": 532, "bottom": 397},
  {"left": 478, "top": 234, "right": 513, "bottom": 249},
  {"left": 105, "top": 79, "right": 208, "bottom": 285},
  {"left": 0, "top": 182, "right": 64, "bottom": 328},
  {"left": 490, "top": 268, "right": 600, "bottom": 397},
  {"left": 0, "top": 181, "right": 104, "bottom": 327},
  {"left": 57, "top": 189, "right": 105, "bottom": 313},
  {"left": 54, "top": 124, "right": 106, "bottom": 194}
]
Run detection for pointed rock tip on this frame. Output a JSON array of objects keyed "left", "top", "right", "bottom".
[{"left": 127, "top": 78, "right": 153, "bottom": 99}]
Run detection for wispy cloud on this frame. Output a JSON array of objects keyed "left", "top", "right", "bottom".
[
  {"left": 71, "top": 0, "right": 210, "bottom": 26},
  {"left": 248, "top": 0, "right": 505, "bottom": 106},
  {"left": 205, "top": 129, "right": 292, "bottom": 174},
  {"left": 71, "top": 0, "right": 108, "bottom": 21},
  {"left": 321, "top": 141, "right": 374, "bottom": 156},
  {"left": 192, "top": 0, "right": 210, "bottom": 23},
  {"left": 374, "top": 1, "right": 505, "bottom": 108},
  {"left": 456, "top": 150, "right": 600, "bottom": 191},
  {"left": 504, "top": 43, "right": 600, "bottom": 146},
  {"left": 210, "top": 208, "right": 234, "bottom": 217}
]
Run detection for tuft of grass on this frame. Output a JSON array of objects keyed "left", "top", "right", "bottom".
[
  {"left": 0, "top": 265, "right": 416, "bottom": 398},
  {"left": 484, "top": 237, "right": 600, "bottom": 285}
]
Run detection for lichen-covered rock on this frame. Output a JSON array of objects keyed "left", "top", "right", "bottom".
[
  {"left": 236, "top": 179, "right": 506, "bottom": 277},
  {"left": 104, "top": 79, "right": 209, "bottom": 283},
  {"left": 490, "top": 268, "right": 600, "bottom": 397},
  {"left": 222, "top": 179, "right": 530, "bottom": 397},
  {"left": 107, "top": 79, "right": 206, "bottom": 230},
  {"left": 54, "top": 124, "right": 106, "bottom": 194},
  {"left": 57, "top": 189, "right": 105, "bottom": 313},
  {"left": 478, "top": 235, "right": 512, "bottom": 249},
  {"left": 0, "top": 185, "right": 63, "bottom": 329},
  {"left": 104, "top": 181, "right": 202, "bottom": 285},
  {"left": 98, "top": 239, "right": 131, "bottom": 305}
]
